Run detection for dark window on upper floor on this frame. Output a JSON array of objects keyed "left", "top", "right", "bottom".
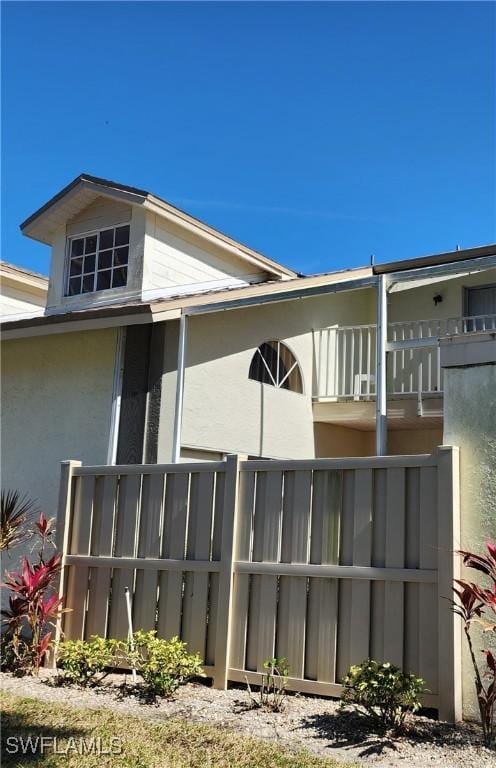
[{"left": 66, "top": 225, "right": 130, "bottom": 296}]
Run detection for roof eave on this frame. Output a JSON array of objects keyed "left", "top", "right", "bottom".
[
  {"left": 20, "top": 175, "right": 148, "bottom": 245},
  {"left": 374, "top": 244, "right": 496, "bottom": 275}
]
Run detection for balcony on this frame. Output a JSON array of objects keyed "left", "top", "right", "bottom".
[{"left": 314, "top": 314, "right": 496, "bottom": 401}]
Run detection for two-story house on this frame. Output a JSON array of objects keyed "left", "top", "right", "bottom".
[{"left": 2, "top": 174, "right": 496, "bottom": 517}]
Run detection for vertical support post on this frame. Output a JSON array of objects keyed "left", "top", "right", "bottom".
[
  {"left": 172, "top": 313, "right": 187, "bottom": 463},
  {"left": 213, "top": 454, "right": 245, "bottom": 689},
  {"left": 52, "top": 459, "right": 82, "bottom": 664},
  {"left": 106, "top": 327, "right": 126, "bottom": 465},
  {"left": 436, "top": 445, "right": 462, "bottom": 722},
  {"left": 376, "top": 274, "right": 388, "bottom": 455}
]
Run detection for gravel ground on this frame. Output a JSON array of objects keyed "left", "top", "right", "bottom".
[{"left": 1, "top": 671, "right": 494, "bottom": 768}]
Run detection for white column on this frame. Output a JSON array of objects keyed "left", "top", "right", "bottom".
[
  {"left": 375, "top": 274, "right": 388, "bottom": 455},
  {"left": 106, "top": 327, "right": 126, "bottom": 465},
  {"left": 172, "top": 313, "right": 187, "bottom": 463}
]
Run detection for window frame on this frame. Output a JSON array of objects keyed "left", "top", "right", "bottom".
[
  {"left": 463, "top": 283, "right": 496, "bottom": 317},
  {"left": 64, "top": 223, "right": 131, "bottom": 298},
  {"left": 248, "top": 339, "right": 304, "bottom": 394}
]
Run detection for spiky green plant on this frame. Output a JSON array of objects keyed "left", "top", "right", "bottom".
[{"left": 0, "top": 490, "right": 38, "bottom": 552}]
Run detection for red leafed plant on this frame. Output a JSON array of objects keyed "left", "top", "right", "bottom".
[
  {"left": 1, "top": 508, "right": 64, "bottom": 676},
  {"left": 451, "top": 542, "right": 496, "bottom": 747}
]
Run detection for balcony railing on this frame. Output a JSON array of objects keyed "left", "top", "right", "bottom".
[{"left": 314, "top": 314, "right": 496, "bottom": 399}]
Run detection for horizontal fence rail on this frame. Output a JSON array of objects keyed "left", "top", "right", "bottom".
[
  {"left": 314, "top": 314, "right": 496, "bottom": 398},
  {"left": 57, "top": 448, "right": 461, "bottom": 721}
]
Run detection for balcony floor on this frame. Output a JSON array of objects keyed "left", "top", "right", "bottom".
[{"left": 313, "top": 392, "right": 443, "bottom": 430}]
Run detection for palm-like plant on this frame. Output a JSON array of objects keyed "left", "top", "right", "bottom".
[
  {"left": 451, "top": 542, "right": 496, "bottom": 747},
  {"left": 2, "top": 552, "right": 64, "bottom": 673},
  {"left": 1, "top": 503, "right": 63, "bottom": 676},
  {"left": 0, "top": 490, "right": 39, "bottom": 552}
]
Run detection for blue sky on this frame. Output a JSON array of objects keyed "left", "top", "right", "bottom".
[{"left": 2, "top": 1, "right": 495, "bottom": 276}]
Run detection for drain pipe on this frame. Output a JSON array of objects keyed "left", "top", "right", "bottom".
[
  {"left": 172, "top": 313, "right": 188, "bottom": 463},
  {"left": 375, "top": 274, "right": 388, "bottom": 456}
]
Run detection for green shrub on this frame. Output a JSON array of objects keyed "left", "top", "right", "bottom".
[
  {"left": 57, "top": 636, "right": 124, "bottom": 686},
  {"left": 341, "top": 659, "right": 426, "bottom": 729},
  {"left": 129, "top": 630, "right": 205, "bottom": 697},
  {"left": 246, "top": 656, "right": 289, "bottom": 711}
]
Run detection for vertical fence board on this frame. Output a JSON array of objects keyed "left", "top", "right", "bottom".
[
  {"left": 336, "top": 470, "right": 355, "bottom": 681},
  {"left": 418, "top": 466, "right": 438, "bottom": 691},
  {"left": 256, "top": 575, "right": 278, "bottom": 669},
  {"left": 437, "top": 447, "right": 462, "bottom": 722},
  {"left": 253, "top": 472, "right": 283, "bottom": 562},
  {"left": 404, "top": 468, "right": 420, "bottom": 675},
  {"left": 205, "top": 471, "right": 225, "bottom": 666},
  {"left": 306, "top": 470, "right": 341, "bottom": 682},
  {"left": 69, "top": 475, "right": 95, "bottom": 555},
  {"left": 54, "top": 460, "right": 82, "bottom": 658},
  {"left": 278, "top": 471, "right": 311, "bottom": 677},
  {"left": 214, "top": 456, "right": 244, "bottom": 686},
  {"left": 280, "top": 471, "right": 312, "bottom": 564},
  {"left": 370, "top": 469, "right": 386, "bottom": 661},
  {"left": 157, "top": 472, "right": 189, "bottom": 639},
  {"left": 85, "top": 475, "right": 117, "bottom": 638},
  {"left": 229, "top": 470, "right": 255, "bottom": 670},
  {"left": 133, "top": 473, "right": 165, "bottom": 631},
  {"left": 230, "top": 575, "right": 250, "bottom": 669},
  {"left": 247, "top": 471, "right": 282, "bottom": 671},
  {"left": 383, "top": 468, "right": 405, "bottom": 666},
  {"left": 64, "top": 475, "right": 95, "bottom": 639},
  {"left": 108, "top": 474, "right": 141, "bottom": 639},
  {"left": 350, "top": 469, "right": 373, "bottom": 664},
  {"left": 182, "top": 472, "right": 215, "bottom": 657}
]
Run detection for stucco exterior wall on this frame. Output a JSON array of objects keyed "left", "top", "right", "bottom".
[
  {"left": 314, "top": 423, "right": 375, "bottom": 457},
  {"left": 1, "top": 328, "right": 117, "bottom": 518},
  {"left": 313, "top": 424, "right": 442, "bottom": 458},
  {"left": 389, "top": 269, "right": 496, "bottom": 324},
  {"left": 443, "top": 360, "right": 496, "bottom": 720},
  {"left": 388, "top": 427, "right": 443, "bottom": 455},
  {"left": 181, "top": 288, "right": 375, "bottom": 458}
]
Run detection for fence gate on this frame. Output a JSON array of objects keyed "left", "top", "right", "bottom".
[{"left": 56, "top": 447, "right": 461, "bottom": 721}]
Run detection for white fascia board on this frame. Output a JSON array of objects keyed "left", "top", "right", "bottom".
[
  {"left": 387, "top": 254, "right": 496, "bottom": 289},
  {"left": 1, "top": 312, "right": 153, "bottom": 340},
  {"left": 0, "top": 308, "right": 45, "bottom": 323},
  {"left": 184, "top": 275, "right": 377, "bottom": 316},
  {"left": 151, "top": 308, "right": 181, "bottom": 322},
  {"left": 78, "top": 178, "right": 147, "bottom": 205},
  {"left": 22, "top": 180, "right": 146, "bottom": 245},
  {"left": 0, "top": 271, "right": 48, "bottom": 294}
]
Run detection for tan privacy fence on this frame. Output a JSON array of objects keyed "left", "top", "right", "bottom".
[{"left": 57, "top": 448, "right": 461, "bottom": 721}]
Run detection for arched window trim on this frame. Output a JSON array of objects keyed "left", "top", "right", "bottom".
[{"left": 249, "top": 339, "right": 304, "bottom": 394}]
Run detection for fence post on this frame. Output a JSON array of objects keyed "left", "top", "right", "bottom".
[
  {"left": 52, "top": 459, "right": 82, "bottom": 663},
  {"left": 436, "top": 445, "right": 462, "bottom": 722},
  {"left": 213, "top": 454, "right": 245, "bottom": 689}
]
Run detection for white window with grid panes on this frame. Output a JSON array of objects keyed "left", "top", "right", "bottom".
[{"left": 66, "top": 224, "right": 130, "bottom": 296}]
